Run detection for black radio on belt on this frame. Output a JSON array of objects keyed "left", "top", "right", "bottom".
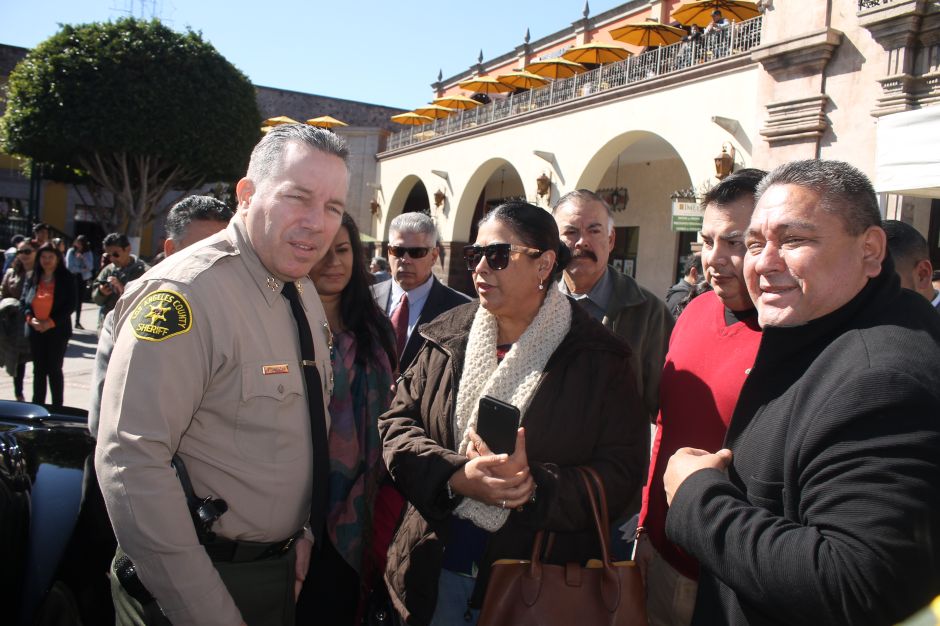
[
  {"left": 116, "top": 455, "right": 228, "bottom": 609},
  {"left": 171, "top": 455, "right": 228, "bottom": 542}
]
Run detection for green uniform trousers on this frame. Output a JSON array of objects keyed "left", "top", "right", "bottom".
[{"left": 110, "top": 544, "right": 297, "bottom": 626}]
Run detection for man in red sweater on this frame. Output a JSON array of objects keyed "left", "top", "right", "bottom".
[{"left": 636, "top": 168, "right": 766, "bottom": 626}]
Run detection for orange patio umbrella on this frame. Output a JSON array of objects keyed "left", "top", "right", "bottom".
[
  {"left": 562, "top": 42, "right": 632, "bottom": 65},
  {"left": 432, "top": 95, "right": 483, "bottom": 109},
  {"left": 496, "top": 70, "right": 550, "bottom": 90},
  {"left": 261, "top": 115, "right": 299, "bottom": 127},
  {"left": 610, "top": 20, "right": 686, "bottom": 47},
  {"left": 524, "top": 58, "right": 587, "bottom": 80},
  {"left": 390, "top": 112, "right": 434, "bottom": 125},
  {"left": 306, "top": 115, "right": 348, "bottom": 128},
  {"left": 457, "top": 75, "right": 513, "bottom": 94},
  {"left": 672, "top": 0, "right": 760, "bottom": 27},
  {"left": 413, "top": 104, "right": 455, "bottom": 119}
]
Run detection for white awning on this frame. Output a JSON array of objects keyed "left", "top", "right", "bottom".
[{"left": 875, "top": 106, "right": 940, "bottom": 198}]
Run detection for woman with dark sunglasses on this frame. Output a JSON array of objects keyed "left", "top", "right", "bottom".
[
  {"left": 21, "top": 242, "right": 75, "bottom": 406},
  {"left": 1, "top": 240, "right": 37, "bottom": 401},
  {"left": 380, "top": 201, "right": 648, "bottom": 625}
]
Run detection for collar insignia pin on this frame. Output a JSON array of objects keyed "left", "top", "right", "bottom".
[{"left": 266, "top": 276, "right": 279, "bottom": 292}]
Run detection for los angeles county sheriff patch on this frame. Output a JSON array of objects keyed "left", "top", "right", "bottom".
[{"left": 129, "top": 290, "right": 193, "bottom": 342}]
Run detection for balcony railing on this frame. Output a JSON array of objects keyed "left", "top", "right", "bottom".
[
  {"left": 386, "top": 15, "right": 762, "bottom": 152},
  {"left": 858, "top": 0, "right": 896, "bottom": 8}
]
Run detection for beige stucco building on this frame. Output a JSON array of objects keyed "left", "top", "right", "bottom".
[{"left": 374, "top": 0, "right": 940, "bottom": 296}]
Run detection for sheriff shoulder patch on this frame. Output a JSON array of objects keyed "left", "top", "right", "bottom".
[{"left": 129, "top": 290, "right": 193, "bottom": 342}]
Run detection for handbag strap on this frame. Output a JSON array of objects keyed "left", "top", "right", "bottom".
[
  {"left": 575, "top": 466, "right": 613, "bottom": 569},
  {"left": 526, "top": 466, "right": 614, "bottom": 572}
]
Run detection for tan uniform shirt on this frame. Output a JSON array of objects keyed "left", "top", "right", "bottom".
[{"left": 95, "top": 217, "right": 332, "bottom": 626}]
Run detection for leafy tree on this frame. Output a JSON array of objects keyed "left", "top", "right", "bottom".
[{"left": 0, "top": 18, "right": 260, "bottom": 239}]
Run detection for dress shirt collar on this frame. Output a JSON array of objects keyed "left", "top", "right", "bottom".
[
  {"left": 390, "top": 273, "right": 435, "bottom": 315},
  {"left": 557, "top": 266, "right": 613, "bottom": 322}
]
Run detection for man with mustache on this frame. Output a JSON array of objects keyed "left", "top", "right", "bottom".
[
  {"left": 635, "top": 168, "right": 765, "bottom": 626},
  {"left": 663, "top": 160, "right": 940, "bottom": 625},
  {"left": 552, "top": 189, "right": 673, "bottom": 423},
  {"left": 97, "top": 124, "right": 348, "bottom": 626}
]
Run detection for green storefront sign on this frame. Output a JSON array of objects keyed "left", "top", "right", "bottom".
[{"left": 671, "top": 199, "right": 703, "bottom": 232}]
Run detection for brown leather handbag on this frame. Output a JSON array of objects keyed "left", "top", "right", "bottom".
[{"left": 478, "top": 466, "right": 648, "bottom": 626}]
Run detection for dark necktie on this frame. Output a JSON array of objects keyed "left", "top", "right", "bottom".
[
  {"left": 281, "top": 281, "right": 329, "bottom": 544},
  {"left": 390, "top": 292, "right": 409, "bottom": 357}
]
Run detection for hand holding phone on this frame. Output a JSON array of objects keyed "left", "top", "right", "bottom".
[{"left": 475, "top": 395, "right": 520, "bottom": 455}]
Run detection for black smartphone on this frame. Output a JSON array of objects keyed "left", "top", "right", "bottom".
[{"left": 476, "top": 395, "right": 520, "bottom": 455}]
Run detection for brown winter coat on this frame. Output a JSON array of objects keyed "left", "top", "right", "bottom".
[{"left": 379, "top": 299, "right": 649, "bottom": 625}]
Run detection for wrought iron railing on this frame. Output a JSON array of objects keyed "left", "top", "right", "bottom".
[
  {"left": 385, "top": 15, "right": 762, "bottom": 152},
  {"left": 858, "top": 0, "right": 896, "bottom": 8}
]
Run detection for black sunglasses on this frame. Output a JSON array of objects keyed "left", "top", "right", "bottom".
[
  {"left": 463, "top": 243, "right": 543, "bottom": 271},
  {"left": 17, "top": 249, "right": 35, "bottom": 255},
  {"left": 388, "top": 245, "right": 431, "bottom": 259}
]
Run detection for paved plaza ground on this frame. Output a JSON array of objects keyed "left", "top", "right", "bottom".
[{"left": 0, "top": 301, "right": 99, "bottom": 411}]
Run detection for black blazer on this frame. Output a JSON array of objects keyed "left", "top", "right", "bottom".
[{"left": 371, "top": 276, "right": 471, "bottom": 372}]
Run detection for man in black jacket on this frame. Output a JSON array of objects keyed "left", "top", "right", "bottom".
[{"left": 663, "top": 159, "right": 940, "bottom": 626}]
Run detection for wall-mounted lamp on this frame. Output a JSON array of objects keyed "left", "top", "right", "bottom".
[
  {"left": 433, "top": 189, "right": 446, "bottom": 208},
  {"left": 536, "top": 172, "right": 552, "bottom": 198},
  {"left": 715, "top": 143, "right": 736, "bottom": 180},
  {"left": 370, "top": 199, "right": 381, "bottom": 216}
]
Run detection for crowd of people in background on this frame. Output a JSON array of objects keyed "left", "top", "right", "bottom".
[{"left": 1, "top": 123, "right": 939, "bottom": 626}]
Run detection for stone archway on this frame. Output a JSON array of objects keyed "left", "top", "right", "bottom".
[
  {"left": 575, "top": 131, "right": 694, "bottom": 293},
  {"left": 382, "top": 174, "right": 431, "bottom": 240},
  {"left": 452, "top": 158, "right": 525, "bottom": 243}
]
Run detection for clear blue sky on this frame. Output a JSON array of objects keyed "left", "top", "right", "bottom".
[{"left": 0, "top": 0, "right": 626, "bottom": 110}]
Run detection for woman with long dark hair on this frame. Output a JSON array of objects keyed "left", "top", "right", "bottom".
[
  {"left": 297, "top": 213, "right": 397, "bottom": 624},
  {"left": 21, "top": 241, "right": 75, "bottom": 406},
  {"left": 1, "top": 239, "right": 36, "bottom": 401}
]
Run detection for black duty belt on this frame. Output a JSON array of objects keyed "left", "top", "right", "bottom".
[{"left": 203, "top": 534, "right": 298, "bottom": 563}]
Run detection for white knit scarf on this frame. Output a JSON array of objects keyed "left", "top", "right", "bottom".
[{"left": 453, "top": 286, "right": 571, "bottom": 531}]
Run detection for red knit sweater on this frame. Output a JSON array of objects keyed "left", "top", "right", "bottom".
[{"left": 638, "top": 290, "right": 761, "bottom": 580}]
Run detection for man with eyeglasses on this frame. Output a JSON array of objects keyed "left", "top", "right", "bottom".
[
  {"left": 92, "top": 232, "right": 149, "bottom": 334},
  {"left": 371, "top": 212, "right": 470, "bottom": 372}
]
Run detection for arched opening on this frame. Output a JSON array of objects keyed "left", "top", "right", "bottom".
[
  {"left": 402, "top": 180, "right": 430, "bottom": 215},
  {"left": 383, "top": 175, "right": 432, "bottom": 240},
  {"left": 453, "top": 158, "right": 525, "bottom": 243},
  {"left": 576, "top": 131, "right": 693, "bottom": 294}
]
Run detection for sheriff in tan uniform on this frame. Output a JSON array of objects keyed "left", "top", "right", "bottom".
[{"left": 96, "top": 125, "right": 348, "bottom": 626}]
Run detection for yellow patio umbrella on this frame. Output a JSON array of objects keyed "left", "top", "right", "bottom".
[
  {"left": 413, "top": 104, "right": 455, "bottom": 119},
  {"left": 562, "top": 42, "right": 632, "bottom": 65},
  {"left": 390, "top": 112, "right": 434, "bottom": 125},
  {"left": 458, "top": 75, "right": 513, "bottom": 94},
  {"left": 306, "top": 115, "right": 348, "bottom": 128},
  {"left": 496, "top": 70, "right": 550, "bottom": 90},
  {"left": 432, "top": 95, "right": 483, "bottom": 110},
  {"left": 524, "top": 58, "right": 587, "bottom": 80},
  {"left": 261, "top": 115, "right": 300, "bottom": 127},
  {"left": 672, "top": 0, "right": 760, "bottom": 27},
  {"left": 610, "top": 20, "right": 687, "bottom": 47}
]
